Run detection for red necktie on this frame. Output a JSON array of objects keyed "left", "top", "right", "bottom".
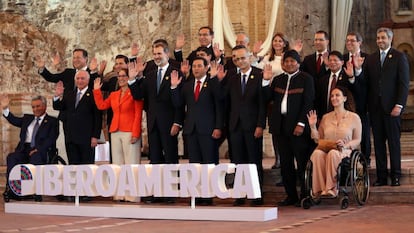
[
  {"left": 350, "top": 54, "right": 355, "bottom": 67},
  {"left": 194, "top": 80, "right": 201, "bottom": 101},
  {"left": 316, "top": 53, "right": 322, "bottom": 73},
  {"left": 330, "top": 74, "right": 337, "bottom": 94}
]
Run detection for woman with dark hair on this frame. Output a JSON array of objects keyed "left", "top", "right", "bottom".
[
  {"left": 256, "top": 32, "right": 290, "bottom": 77},
  {"left": 93, "top": 68, "right": 144, "bottom": 202},
  {"left": 307, "top": 86, "right": 361, "bottom": 197}
]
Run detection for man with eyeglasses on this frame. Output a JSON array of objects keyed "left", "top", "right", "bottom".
[
  {"left": 225, "top": 45, "right": 265, "bottom": 206},
  {"left": 173, "top": 26, "right": 224, "bottom": 65},
  {"left": 343, "top": 32, "right": 371, "bottom": 167}
]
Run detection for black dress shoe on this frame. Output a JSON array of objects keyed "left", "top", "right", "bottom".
[
  {"left": 277, "top": 198, "right": 298, "bottom": 206},
  {"left": 164, "top": 197, "right": 176, "bottom": 204},
  {"left": 391, "top": 178, "right": 400, "bottom": 186},
  {"left": 233, "top": 198, "right": 246, "bottom": 206},
  {"left": 373, "top": 180, "right": 387, "bottom": 186},
  {"left": 250, "top": 198, "right": 264, "bottom": 206}
]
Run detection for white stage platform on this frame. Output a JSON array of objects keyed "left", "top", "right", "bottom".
[{"left": 5, "top": 202, "right": 278, "bottom": 222}]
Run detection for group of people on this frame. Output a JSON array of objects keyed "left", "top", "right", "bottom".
[{"left": 2, "top": 25, "right": 409, "bottom": 207}]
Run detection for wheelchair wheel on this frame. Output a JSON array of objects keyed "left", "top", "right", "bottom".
[
  {"left": 301, "top": 197, "right": 312, "bottom": 209},
  {"left": 304, "top": 160, "right": 313, "bottom": 198},
  {"left": 340, "top": 196, "right": 349, "bottom": 209},
  {"left": 350, "top": 150, "right": 370, "bottom": 205}
]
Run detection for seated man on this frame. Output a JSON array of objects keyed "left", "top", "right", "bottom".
[{"left": 1, "top": 94, "right": 59, "bottom": 201}]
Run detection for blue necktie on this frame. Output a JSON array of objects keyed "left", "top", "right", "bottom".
[
  {"left": 241, "top": 74, "right": 246, "bottom": 95},
  {"left": 380, "top": 51, "right": 386, "bottom": 66},
  {"left": 30, "top": 117, "right": 40, "bottom": 147},
  {"left": 157, "top": 68, "right": 163, "bottom": 93},
  {"left": 75, "top": 91, "right": 81, "bottom": 108}
]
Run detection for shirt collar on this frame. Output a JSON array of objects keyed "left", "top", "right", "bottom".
[
  {"left": 241, "top": 67, "right": 252, "bottom": 77},
  {"left": 380, "top": 47, "right": 391, "bottom": 55}
]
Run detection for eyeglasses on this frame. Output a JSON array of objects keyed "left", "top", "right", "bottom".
[
  {"left": 233, "top": 56, "right": 248, "bottom": 62},
  {"left": 346, "top": 39, "right": 358, "bottom": 43}
]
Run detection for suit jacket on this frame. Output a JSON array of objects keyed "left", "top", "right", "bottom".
[
  {"left": 93, "top": 88, "right": 144, "bottom": 138},
  {"left": 143, "top": 59, "right": 181, "bottom": 76},
  {"left": 4, "top": 113, "right": 58, "bottom": 158},
  {"left": 316, "top": 70, "right": 353, "bottom": 116},
  {"left": 129, "top": 64, "right": 184, "bottom": 133},
  {"left": 53, "top": 88, "right": 102, "bottom": 145},
  {"left": 172, "top": 76, "right": 224, "bottom": 135},
  {"left": 363, "top": 48, "right": 410, "bottom": 113},
  {"left": 264, "top": 71, "right": 315, "bottom": 135},
  {"left": 226, "top": 66, "right": 266, "bottom": 131},
  {"left": 300, "top": 53, "right": 330, "bottom": 84},
  {"left": 344, "top": 52, "right": 369, "bottom": 114},
  {"left": 40, "top": 67, "right": 98, "bottom": 121}
]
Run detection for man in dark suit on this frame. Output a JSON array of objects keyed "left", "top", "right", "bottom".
[
  {"left": 360, "top": 27, "right": 409, "bottom": 187},
  {"left": 263, "top": 50, "right": 315, "bottom": 207},
  {"left": 53, "top": 70, "right": 102, "bottom": 165},
  {"left": 171, "top": 57, "right": 224, "bottom": 164},
  {"left": 225, "top": 45, "right": 265, "bottom": 206},
  {"left": 315, "top": 51, "right": 353, "bottom": 116},
  {"left": 171, "top": 57, "right": 224, "bottom": 206},
  {"left": 1, "top": 95, "right": 59, "bottom": 201},
  {"left": 343, "top": 32, "right": 371, "bottom": 166},
  {"left": 36, "top": 49, "right": 99, "bottom": 94},
  {"left": 174, "top": 26, "right": 224, "bottom": 65},
  {"left": 128, "top": 42, "right": 184, "bottom": 165},
  {"left": 300, "top": 30, "right": 331, "bottom": 86}
]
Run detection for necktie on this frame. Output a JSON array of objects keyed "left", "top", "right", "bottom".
[
  {"left": 380, "top": 51, "right": 386, "bottom": 66},
  {"left": 241, "top": 74, "right": 247, "bottom": 95},
  {"left": 281, "top": 75, "right": 291, "bottom": 114},
  {"left": 30, "top": 117, "right": 40, "bottom": 147},
  {"left": 350, "top": 54, "right": 355, "bottom": 67},
  {"left": 194, "top": 80, "right": 201, "bottom": 101},
  {"left": 157, "top": 68, "right": 163, "bottom": 93},
  {"left": 75, "top": 91, "right": 81, "bottom": 108},
  {"left": 316, "top": 53, "right": 322, "bottom": 73},
  {"left": 328, "top": 74, "right": 337, "bottom": 111}
]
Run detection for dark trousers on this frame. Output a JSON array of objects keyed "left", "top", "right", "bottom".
[
  {"left": 148, "top": 124, "right": 178, "bottom": 164},
  {"left": 186, "top": 131, "right": 219, "bottom": 164},
  {"left": 359, "top": 112, "right": 371, "bottom": 161},
  {"left": 370, "top": 103, "right": 402, "bottom": 181},
  {"left": 7, "top": 144, "right": 46, "bottom": 179},
  {"left": 275, "top": 123, "right": 311, "bottom": 201},
  {"left": 66, "top": 142, "right": 94, "bottom": 165},
  {"left": 230, "top": 127, "right": 264, "bottom": 189}
]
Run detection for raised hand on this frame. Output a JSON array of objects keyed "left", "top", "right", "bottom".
[
  {"left": 217, "top": 65, "right": 227, "bottom": 81},
  {"left": 180, "top": 60, "right": 190, "bottom": 76},
  {"left": 263, "top": 64, "right": 273, "bottom": 81},
  {"left": 292, "top": 39, "right": 303, "bottom": 53},
  {"left": 0, "top": 94, "right": 10, "bottom": 110},
  {"left": 89, "top": 57, "right": 98, "bottom": 71},
  {"left": 98, "top": 60, "right": 107, "bottom": 76},
  {"left": 252, "top": 40, "right": 263, "bottom": 56},
  {"left": 34, "top": 55, "right": 45, "bottom": 69},
  {"left": 353, "top": 53, "right": 365, "bottom": 70},
  {"left": 52, "top": 52, "right": 61, "bottom": 67},
  {"left": 170, "top": 70, "right": 182, "bottom": 88},
  {"left": 213, "top": 42, "right": 222, "bottom": 59},
  {"left": 322, "top": 51, "right": 329, "bottom": 65},
  {"left": 175, "top": 33, "right": 185, "bottom": 50},
  {"left": 55, "top": 81, "right": 64, "bottom": 97},
  {"left": 344, "top": 60, "right": 354, "bottom": 77},
  {"left": 93, "top": 77, "right": 102, "bottom": 90},
  {"left": 131, "top": 42, "right": 140, "bottom": 57},
  {"left": 307, "top": 110, "right": 318, "bottom": 128}
]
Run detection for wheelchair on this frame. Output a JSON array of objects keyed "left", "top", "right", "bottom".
[
  {"left": 301, "top": 150, "right": 370, "bottom": 209},
  {"left": 3, "top": 147, "right": 66, "bottom": 203}
]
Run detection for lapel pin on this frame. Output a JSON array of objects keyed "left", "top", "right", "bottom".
[
  {"left": 250, "top": 75, "right": 254, "bottom": 79},
  {"left": 388, "top": 54, "right": 392, "bottom": 59},
  {"left": 86, "top": 93, "right": 90, "bottom": 96},
  {"left": 165, "top": 76, "right": 169, "bottom": 80}
]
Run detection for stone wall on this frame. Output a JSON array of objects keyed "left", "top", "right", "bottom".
[{"left": 0, "top": 0, "right": 392, "bottom": 165}]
